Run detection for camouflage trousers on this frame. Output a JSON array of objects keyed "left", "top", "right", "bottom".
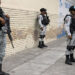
[
  {"left": 40, "top": 26, "right": 47, "bottom": 36},
  {"left": 39, "top": 26, "right": 47, "bottom": 41},
  {"left": 0, "top": 31, "right": 6, "bottom": 64},
  {"left": 66, "top": 32, "right": 75, "bottom": 55}
]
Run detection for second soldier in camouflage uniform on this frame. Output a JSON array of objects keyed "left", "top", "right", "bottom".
[{"left": 64, "top": 6, "right": 75, "bottom": 65}]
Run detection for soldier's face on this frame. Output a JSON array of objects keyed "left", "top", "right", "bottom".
[
  {"left": 41, "top": 11, "right": 46, "bottom": 15},
  {"left": 43, "top": 11, "right": 46, "bottom": 14},
  {"left": 71, "top": 11, "right": 75, "bottom": 15}
]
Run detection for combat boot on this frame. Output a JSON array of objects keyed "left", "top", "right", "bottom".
[
  {"left": 70, "top": 54, "right": 75, "bottom": 62},
  {"left": 0, "top": 64, "right": 9, "bottom": 75},
  {"left": 65, "top": 55, "right": 72, "bottom": 65},
  {"left": 42, "top": 41, "right": 48, "bottom": 47},
  {"left": 38, "top": 41, "right": 43, "bottom": 48}
]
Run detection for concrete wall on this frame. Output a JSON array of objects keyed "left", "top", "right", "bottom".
[
  {"left": 1, "top": 0, "right": 59, "bottom": 57},
  {"left": 2, "top": 0, "right": 59, "bottom": 14}
]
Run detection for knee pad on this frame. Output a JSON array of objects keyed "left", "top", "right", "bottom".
[
  {"left": 40, "top": 35, "right": 44, "bottom": 38},
  {"left": 43, "top": 35, "right": 45, "bottom": 38},
  {"left": 67, "top": 46, "right": 72, "bottom": 51},
  {"left": 72, "top": 46, "right": 75, "bottom": 50}
]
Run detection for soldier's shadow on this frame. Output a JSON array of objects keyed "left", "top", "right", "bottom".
[{"left": 33, "top": 14, "right": 39, "bottom": 47}]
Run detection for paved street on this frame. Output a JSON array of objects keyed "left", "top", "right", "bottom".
[{"left": 3, "top": 37, "right": 75, "bottom": 75}]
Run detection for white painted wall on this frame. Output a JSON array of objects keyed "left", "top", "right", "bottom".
[
  {"left": 59, "top": 0, "right": 75, "bottom": 26},
  {"left": 1, "top": 0, "right": 59, "bottom": 14}
]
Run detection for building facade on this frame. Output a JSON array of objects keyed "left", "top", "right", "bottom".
[{"left": 1, "top": 0, "right": 75, "bottom": 57}]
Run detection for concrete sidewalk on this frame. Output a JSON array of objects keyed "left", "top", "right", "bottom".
[{"left": 3, "top": 37, "right": 75, "bottom": 75}]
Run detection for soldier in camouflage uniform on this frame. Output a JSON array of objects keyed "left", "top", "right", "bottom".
[{"left": 0, "top": 0, "right": 10, "bottom": 75}]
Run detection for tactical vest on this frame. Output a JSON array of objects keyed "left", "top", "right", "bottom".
[
  {"left": 64, "top": 15, "right": 75, "bottom": 34},
  {"left": 41, "top": 14, "right": 50, "bottom": 26},
  {"left": 0, "top": 7, "right": 5, "bottom": 30},
  {"left": 70, "top": 16, "right": 75, "bottom": 34}
]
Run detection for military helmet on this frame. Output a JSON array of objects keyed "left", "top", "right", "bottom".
[
  {"left": 40, "top": 8, "right": 47, "bottom": 12},
  {"left": 69, "top": 6, "right": 75, "bottom": 11}
]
